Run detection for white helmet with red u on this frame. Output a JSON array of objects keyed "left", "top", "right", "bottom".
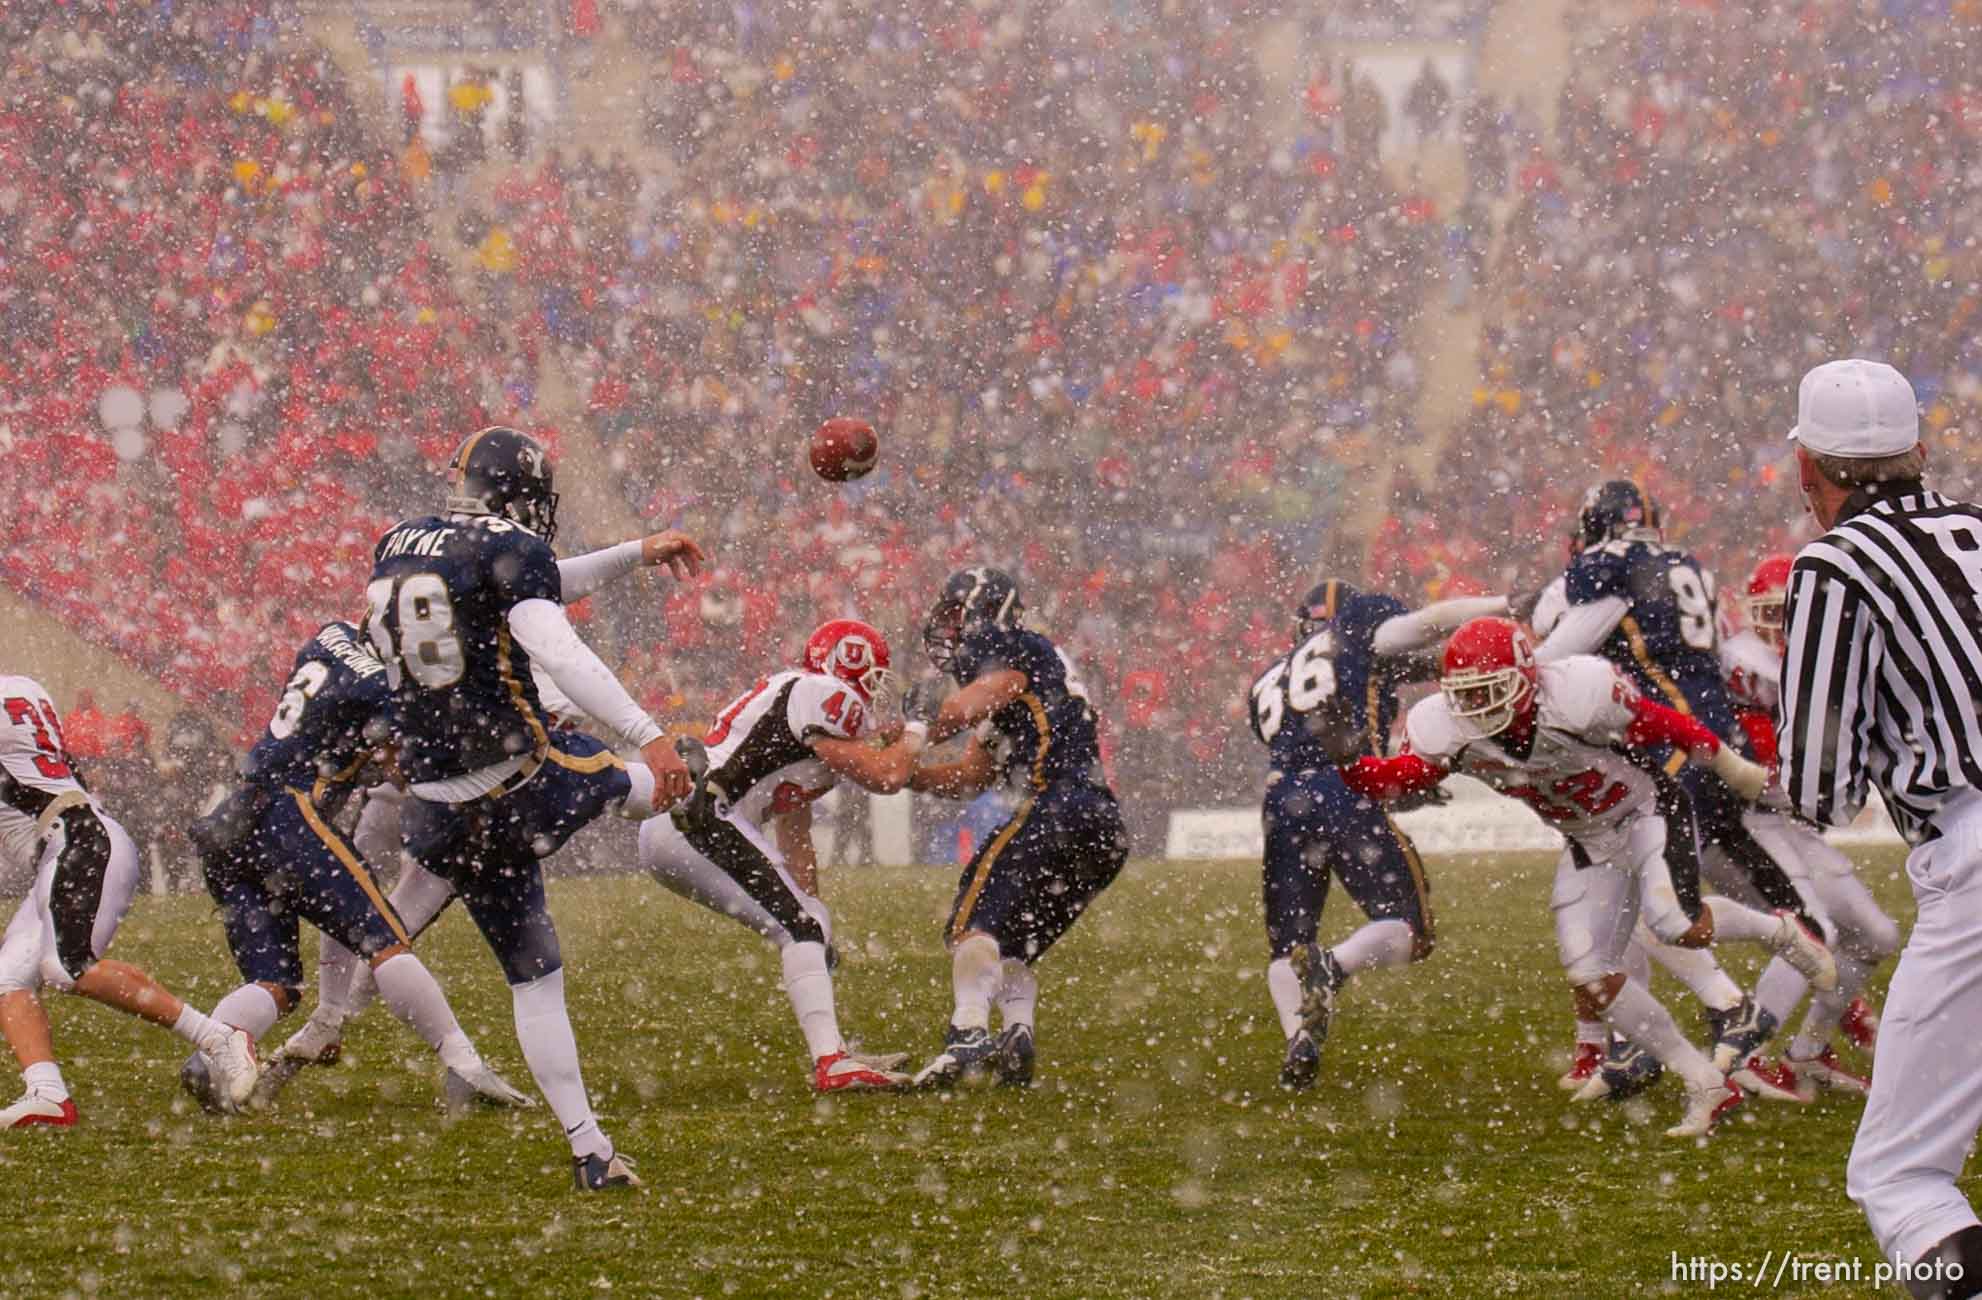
[
  {"left": 1743, "top": 554, "right": 1794, "bottom": 650},
  {"left": 802, "top": 619, "right": 895, "bottom": 704},
  {"left": 1441, "top": 617, "right": 1539, "bottom": 736}
]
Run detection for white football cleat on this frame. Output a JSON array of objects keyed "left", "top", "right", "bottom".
[
  {"left": 1786, "top": 1046, "right": 1870, "bottom": 1097},
  {"left": 205, "top": 1027, "right": 261, "bottom": 1112},
  {"left": 815, "top": 1051, "right": 909, "bottom": 1092},
  {"left": 277, "top": 1016, "right": 344, "bottom": 1067},
  {"left": 0, "top": 1090, "right": 76, "bottom": 1129},
  {"left": 1666, "top": 1079, "right": 1744, "bottom": 1139},
  {"left": 444, "top": 1063, "right": 537, "bottom": 1110},
  {"left": 1769, "top": 911, "right": 1838, "bottom": 992},
  {"left": 844, "top": 1048, "right": 911, "bottom": 1073}
]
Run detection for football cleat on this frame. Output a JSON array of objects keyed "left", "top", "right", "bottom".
[
  {"left": 909, "top": 1025, "right": 999, "bottom": 1090},
  {"left": 204, "top": 1027, "right": 261, "bottom": 1112},
  {"left": 1289, "top": 942, "right": 1343, "bottom": 1049},
  {"left": 278, "top": 1016, "right": 346, "bottom": 1068},
  {"left": 1573, "top": 1035, "right": 1664, "bottom": 1103},
  {"left": 1666, "top": 1079, "right": 1744, "bottom": 1139},
  {"left": 1840, "top": 997, "right": 1881, "bottom": 1053},
  {"left": 1730, "top": 1056, "right": 1813, "bottom": 1104},
  {"left": 180, "top": 1050, "right": 225, "bottom": 1114},
  {"left": 844, "top": 1048, "right": 911, "bottom": 1073},
  {"left": 1705, "top": 996, "right": 1779, "bottom": 1075},
  {"left": 0, "top": 1091, "right": 76, "bottom": 1129},
  {"left": 573, "top": 1150, "right": 642, "bottom": 1191},
  {"left": 814, "top": 1051, "right": 909, "bottom": 1093},
  {"left": 1281, "top": 1029, "right": 1321, "bottom": 1091},
  {"left": 443, "top": 1063, "right": 538, "bottom": 1110},
  {"left": 1769, "top": 911, "right": 1838, "bottom": 992},
  {"left": 995, "top": 1024, "right": 1035, "bottom": 1088},
  {"left": 1786, "top": 1046, "right": 1871, "bottom": 1097},
  {"left": 1557, "top": 1042, "right": 1603, "bottom": 1091}
]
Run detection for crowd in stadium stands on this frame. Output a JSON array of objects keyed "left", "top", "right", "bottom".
[
  {"left": 1419, "top": 0, "right": 1982, "bottom": 603},
  {"left": 26, "top": 0, "right": 1981, "bottom": 864},
  {"left": 0, "top": 1, "right": 525, "bottom": 730},
  {"left": 463, "top": 0, "right": 1440, "bottom": 825}
]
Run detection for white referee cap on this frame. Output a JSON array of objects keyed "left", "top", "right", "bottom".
[{"left": 1787, "top": 358, "right": 1919, "bottom": 458}]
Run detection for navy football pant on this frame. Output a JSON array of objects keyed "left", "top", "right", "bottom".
[
  {"left": 399, "top": 735, "right": 631, "bottom": 985},
  {"left": 946, "top": 782, "right": 1128, "bottom": 964},
  {"left": 201, "top": 787, "right": 409, "bottom": 995},
  {"left": 1261, "top": 768, "right": 1433, "bottom": 960}
]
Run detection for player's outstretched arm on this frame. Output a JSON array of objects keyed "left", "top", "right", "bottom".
[
  {"left": 506, "top": 598, "right": 690, "bottom": 807},
  {"left": 922, "top": 668, "right": 1028, "bottom": 745},
  {"left": 1534, "top": 594, "right": 1629, "bottom": 662},
  {"left": 1622, "top": 695, "right": 1767, "bottom": 801},
  {"left": 1372, "top": 595, "right": 1510, "bottom": 656},
  {"left": 557, "top": 530, "right": 708, "bottom": 602},
  {"left": 1340, "top": 752, "right": 1448, "bottom": 803},
  {"left": 908, "top": 735, "right": 997, "bottom": 799},
  {"left": 810, "top": 731, "right": 920, "bottom": 794}
]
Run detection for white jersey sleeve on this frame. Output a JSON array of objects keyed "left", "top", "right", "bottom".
[
  {"left": 1530, "top": 575, "right": 1571, "bottom": 639},
  {"left": 786, "top": 673, "right": 867, "bottom": 745},
  {"left": 1402, "top": 694, "right": 1468, "bottom": 765},
  {"left": 0, "top": 676, "right": 90, "bottom": 872},
  {"left": 1538, "top": 656, "right": 1640, "bottom": 744}
]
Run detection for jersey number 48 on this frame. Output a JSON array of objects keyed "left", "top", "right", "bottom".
[{"left": 366, "top": 574, "right": 466, "bottom": 690}]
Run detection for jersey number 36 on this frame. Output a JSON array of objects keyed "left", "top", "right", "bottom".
[{"left": 1251, "top": 632, "right": 1338, "bottom": 741}]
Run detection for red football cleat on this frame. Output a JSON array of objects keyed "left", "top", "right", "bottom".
[
  {"left": 1558, "top": 1042, "right": 1603, "bottom": 1091},
  {"left": 1788, "top": 1046, "right": 1871, "bottom": 1097},
  {"left": 814, "top": 1051, "right": 908, "bottom": 1093},
  {"left": 0, "top": 1092, "right": 77, "bottom": 1129},
  {"left": 1840, "top": 997, "right": 1880, "bottom": 1054},
  {"left": 1731, "top": 1056, "right": 1814, "bottom": 1104}
]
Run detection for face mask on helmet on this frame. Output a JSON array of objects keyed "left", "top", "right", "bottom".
[
  {"left": 1743, "top": 554, "right": 1794, "bottom": 651},
  {"left": 805, "top": 620, "right": 895, "bottom": 705},
  {"left": 1440, "top": 619, "right": 1538, "bottom": 736},
  {"left": 445, "top": 427, "right": 560, "bottom": 545},
  {"left": 923, "top": 603, "right": 965, "bottom": 673}
]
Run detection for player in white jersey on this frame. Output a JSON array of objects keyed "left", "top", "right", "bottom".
[
  {"left": 1341, "top": 619, "right": 1836, "bottom": 1137},
  {"left": 636, "top": 619, "right": 923, "bottom": 1092},
  {"left": 1705, "top": 555, "right": 1899, "bottom": 1096},
  {"left": 0, "top": 676, "right": 260, "bottom": 1125}
]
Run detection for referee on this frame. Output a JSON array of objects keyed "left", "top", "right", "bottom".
[{"left": 1780, "top": 358, "right": 1982, "bottom": 1299}]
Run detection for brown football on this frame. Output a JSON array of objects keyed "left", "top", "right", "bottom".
[{"left": 809, "top": 418, "right": 879, "bottom": 482}]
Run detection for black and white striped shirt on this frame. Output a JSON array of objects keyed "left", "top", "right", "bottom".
[{"left": 1781, "top": 483, "right": 1982, "bottom": 841}]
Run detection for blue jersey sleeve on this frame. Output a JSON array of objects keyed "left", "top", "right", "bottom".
[
  {"left": 1564, "top": 551, "right": 1629, "bottom": 605},
  {"left": 954, "top": 624, "right": 1027, "bottom": 684},
  {"left": 486, "top": 526, "right": 563, "bottom": 608}
]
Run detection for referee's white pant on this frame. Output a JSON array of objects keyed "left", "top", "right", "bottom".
[{"left": 1848, "top": 790, "right": 1982, "bottom": 1267}]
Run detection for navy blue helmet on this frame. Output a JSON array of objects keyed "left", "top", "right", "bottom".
[
  {"left": 1295, "top": 579, "right": 1360, "bottom": 641},
  {"left": 445, "top": 426, "right": 560, "bottom": 545},
  {"left": 1577, "top": 479, "right": 1659, "bottom": 549},
  {"left": 924, "top": 567, "right": 1023, "bottom": 672}
]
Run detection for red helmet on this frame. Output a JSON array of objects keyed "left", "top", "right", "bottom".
[
  {"left": 1441, "top": 617, "right": 1538, "bottom": 736},
  {"left": 1744, "top": 554, "right": 1794, "bottom": 649},
  {"left": 801, "top": 619, "right": 894, "bottom": 702}
]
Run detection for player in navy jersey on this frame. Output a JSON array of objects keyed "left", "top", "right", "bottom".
[
  {"left": 1538, "top": 480, "right": 1820, "bottom": 1078},
  {"left": 901, "top": 568, "right": 1129, "bottom": 1089},
  {"left": 1246, "top": 579, "right": 1508, "bottom": 1088},
  {"left": 367, "top": 426, "right": 693, "bottom": 1191},
  {"left": 182, "top": 621, "right": 531, "bottom": 1113}
]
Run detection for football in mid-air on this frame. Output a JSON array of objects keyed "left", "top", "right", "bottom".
[{"left": 810, "top": 418, "right": 878, "bottom": 482}]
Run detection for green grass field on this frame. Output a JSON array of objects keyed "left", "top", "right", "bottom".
[{"left": 0, "top": 849, "right": 1934, "bottom": 1299}]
